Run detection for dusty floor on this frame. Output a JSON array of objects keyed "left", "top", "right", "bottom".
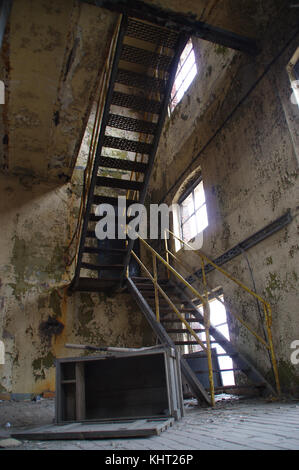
[{"left": 0, "top": 395, "right": 299, "bottom": 450}]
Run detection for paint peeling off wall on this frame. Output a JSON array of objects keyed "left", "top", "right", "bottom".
[
  {"left": 0, "top": 174, "right": 154, "bottom": 394},
  {"left": 148, "top": 1, "right": 299, "bottom": 393}
]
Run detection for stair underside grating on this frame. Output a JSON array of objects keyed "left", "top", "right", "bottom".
[
  {"left": 116, "top": 69, "right": 166, "bottom": 94},
  {"left": 107, "top": 114, "right": 157, "bottom": 134},
  {"left": 96, "top": 176, "right": 143, "bottom": 191},
  {"left": 98, "top": 156, "right": 147, "bottom": 173},
  {"left": 126, "top": 18, "right": 179, "bottom": 49},
  {"left": 111, "top": 91, "right": 161, "bottom": 114},
  {"left": 103, "top": 135, "right": 152, "bottom": 154},
  {"left": 121, "top": 44, "right": 173, "bottom": 71}
]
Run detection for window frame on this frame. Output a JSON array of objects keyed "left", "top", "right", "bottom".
[
  {"left": 169, "top": 38, "right": 197, "bottom": 113},
  {"left": 178, "top": 176, "right": 207, "bottom": 243}
]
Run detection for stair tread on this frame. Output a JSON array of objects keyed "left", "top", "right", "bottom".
[
  {"left": 116, "top": 69, "right": 166, "bottom": 94},
  {"left": 111, "top": 91, "right": 161, "bottom": 114},
  {"left": 103, "top": 135, "right": 152, "bottom": 154},
  {"left": 107, "top": 113, "right": 157, "bottom": 134},
  {"left": 121, "top": 44, "right": 173, "bottom": 71},
  {"left": 81, "top": 262, "right": 125, "bottom": 271},
  {"left": 126, "top": 18, "right": 179, "bottom": 49},
  {"left": 96, "top": 176, "right": 143, "bottom": 191},
  {"left": 98, "top": 156, "right": 147, "bottom": 173},
  {"left": 83, "top": 246, "right": 127, "bottom": 254},
  {"left": 166, "top": 328, "right": 205, "bottom": 334},
  {"left": 92, "top": 195, "right": 137, "bottom": 206},
  {"left": 89, "top": 213, "right": 134, "bottom": 222}
]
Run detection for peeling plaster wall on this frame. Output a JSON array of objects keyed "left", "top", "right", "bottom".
[
  {"left": 148, "top": 3, "right": 299, "bottom": 393},
  {"left": 2, "top": 0, "right": 119, "bottom": 182},
  {"left": 0, "top": 174, "right": 153, "bottom": 394}
]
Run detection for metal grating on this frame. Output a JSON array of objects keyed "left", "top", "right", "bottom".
[
  {"left": 121, "top": 44, "right": 173, "bottom": 71},
  {"left": 98, "top": 156, "right": 147, "bottom": 173},
  {"left": 96, "top": 176, "right": 143, "bottom": 191},
  {"left": 111, "top": 91, "right": 161, "bottom": 114},
  {"left": 126, "top": 18, "right": 179, "bottom": 49},
  {"left": 103, "top": 135, "right": 152, "bottom": 154},
  {"left": 107, "top": 114, "right": 157, "bottom": 134},
  {"left": 116, "top": 68, "right": 166, "bottom": 94}
]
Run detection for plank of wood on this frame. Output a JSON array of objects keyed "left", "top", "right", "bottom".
[
  {"left": 12, "top": 418, "right": 174, "bottom": 440},
  {"left": 75, "top": 362, "right": 85, "bottom": 421}
]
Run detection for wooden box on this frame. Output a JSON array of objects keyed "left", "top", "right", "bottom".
[{"left": 55, "top": 347, "right": 183, "bottom": 424}]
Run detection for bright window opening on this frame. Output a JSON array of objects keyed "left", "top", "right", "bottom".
[
  {"left": 190, "top": 296, "right": 235, "bottom": 387},
  {"left": 287, "top": 47, "right": 299, "bottom": 107},
  {"left": 169, "top": 38, "right": 197, "bottom": 113},
  {"left": 179, "top": 178, "right": 208, "bottom": 244}
]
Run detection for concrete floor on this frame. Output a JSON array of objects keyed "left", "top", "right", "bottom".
[{"left": 1, "top": 395, "right": 299, "bottom": 450}]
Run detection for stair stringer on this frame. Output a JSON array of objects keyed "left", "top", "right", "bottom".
[
  {"left": 127, "top": 276, "right": 212, "bottom": 406},
  {"left": 170, "top": 280, "right": 276, "bottom": 396}
]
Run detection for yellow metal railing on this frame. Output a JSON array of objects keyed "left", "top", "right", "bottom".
[
  {"left": 129, "top": 234, "right": 216, "bottom": 406},
  {"left": 164, "top": 228, "right": 281, "bottom": 396}
]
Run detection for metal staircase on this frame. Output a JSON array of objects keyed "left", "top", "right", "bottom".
[
  {"left": 71, "top": 16, "right": 188, "bottom": 292},
  {"left": 128, "top": 275, "right": 276, "bottom": 401}
]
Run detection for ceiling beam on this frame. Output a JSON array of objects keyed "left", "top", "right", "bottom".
[{"left": 80, "top": 0, "right": 259, "bottom": 55}]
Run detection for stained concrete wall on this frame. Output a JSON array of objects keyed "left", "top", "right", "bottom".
[
  {"left": 0, "top": 172, "right": 153, "bottom": 395},
  {"left": 148, "top": 4, "right": 299, "bottom": 393}
]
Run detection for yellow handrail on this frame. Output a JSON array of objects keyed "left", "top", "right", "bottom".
[
  {"left": 164, "top": 228, "right": 281, "bottom": 396},
  {"left": 165, "top": 245, "right": 270, "bottom": 349},
  {"left": 130, "top": 234, "right": 216, "bottom": 406}
]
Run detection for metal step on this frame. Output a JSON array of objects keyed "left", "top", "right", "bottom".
[
  {"left": 83, "top": 246, "right": 127, "bottom": 254},
  {"left": 127, "top": 276, "right": 212, "bottom": 406},
  {"left": 116, "top": 68, "right": 166, "bottom": 95},
  {"left": 96, "top": 176, "right": 144, "bottom": 192},
  {"left": 98, "top": 156, "right": 147, "bottom": 173},
  {"left": 171, "top": 280, "right": 276, "bottom": 395},
  {"left": 111, "top": 91, "right": 161, "bottom": 114},
  {"left": 161, "top": 318, "right": 198, "bottom": 324},
  {"left": 81, "top": 262, "right": 125, "bottom": 271},
  {"left": 72, "top": 277, "right": 119, "bottom": 292},
  {"left": 107, "top": 113, "right": 157, "bottom": 135},
  {"left": 121, "top": 44, "right": 173, "bottom": 71},
  {"left": 92, "top": 195, "right": 136, "bottom": 206},
  {"left": 166, "top": 328, "right": 205, "bottom": 334},
  {"left": 126, "top": 18, "right": 179, "bottom": 49},
  {"left": 103, "top": 135, "right": 152, "bottom": 154},
  {"left": 174, "top": 341, "right": 218, "bottom": 346},
  {"left": 89, "top": 213, "right": 135, "bottom": 223}
]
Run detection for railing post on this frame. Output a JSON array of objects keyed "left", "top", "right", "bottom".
[
  {"left": 201, "top": 258, "right": 215, "bottom": 407},
  {"left": 164, "top": 229, "right": 170, "bottom": 280},
  {"left": 264, "top": 304, "right": 281, "bottom": 396},
  {"left": 152, "top": 254, "right": 160, "bottom": 323}
]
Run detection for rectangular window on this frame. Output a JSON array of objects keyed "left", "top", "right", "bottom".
[
  {"left": 169, "top": 38, "right": 197, "bottom": 113},
  {"left": 190, "top": 295, "right": 235, "bottom": 386},
  {"left": 179, "top": 178, "right": 208, "bottom": 244}
]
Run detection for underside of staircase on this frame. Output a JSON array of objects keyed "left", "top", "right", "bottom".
[{"left": 71, "top": 16, "right": 188, "bottom": 293}]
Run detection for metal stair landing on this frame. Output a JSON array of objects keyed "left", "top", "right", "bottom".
[{"left": 71, "top": 16, "right": 188, "bottom": 292}]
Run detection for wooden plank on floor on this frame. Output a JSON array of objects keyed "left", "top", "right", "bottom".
[{"left": 12, "top": 418, "right": 174, "bottom": 441}]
